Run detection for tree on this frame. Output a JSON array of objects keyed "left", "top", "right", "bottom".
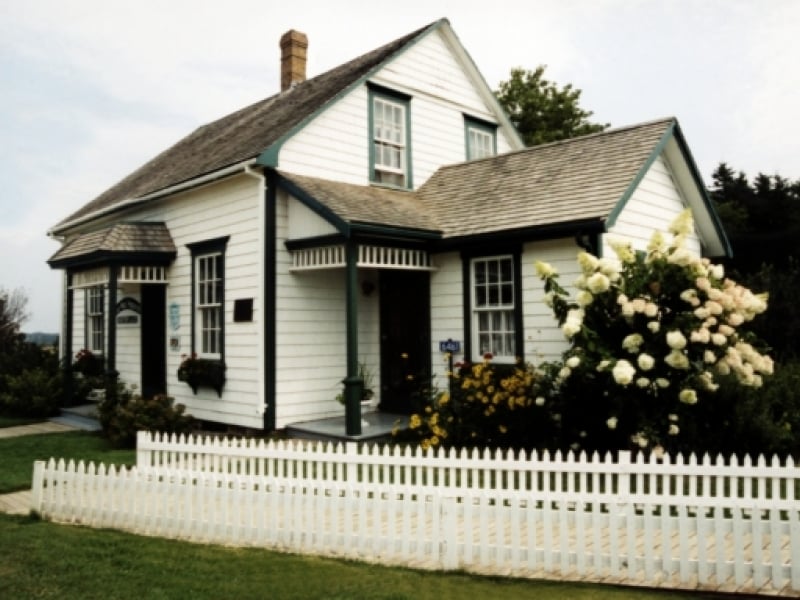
[
  {"left": 0, "top": 287, "right": 28, "bottom": 355},
  {"left": 495, "top": 66, "right": 608, "bottom": 146}
]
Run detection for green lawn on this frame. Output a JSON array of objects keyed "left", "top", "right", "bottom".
[
  {"left": 0, "top": 415, "right": 44, "bottom": 428},
  {"left": 0, "top": 431, "right": 135, "bottom": 493},
  {"left": 0, "top": 513, "right": 724, "bottom": 600}
]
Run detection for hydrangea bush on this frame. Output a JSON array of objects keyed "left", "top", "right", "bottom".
[{"left": 536, "top": 209, "right": 773, "bottom": 453}]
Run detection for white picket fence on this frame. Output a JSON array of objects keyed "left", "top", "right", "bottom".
[{"left": 30, "top": 431, "right": 800, "bottom": 596}]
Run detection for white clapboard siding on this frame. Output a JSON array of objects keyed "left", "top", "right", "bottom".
[
  {"left": 522, "top": 239, "right": 584, "bottom": 365},
  {"left": 279, "top": 28, "right": 513, "bottom": 189},
  {"left": 605, "top": 155, "right": 701, "bottom": 255},
  {"left": 128, "top": 174, "right": 264, "bottom": 428},
  {"left": 429, "top": 252, "right": 466, "bottom": 379},
  {"left": 31, "top": 437, "right": 800, "bottom": 596}
]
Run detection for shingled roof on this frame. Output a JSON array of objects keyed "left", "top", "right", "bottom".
[
  {"left": 418, "top": 118, "right": 676, "bottom": 239},
  {"left": 50, "top": 20, "right": 438, "bottom": 232},
  {"left": 276, "top": 118, "right": 682, "bottom": 242},
  {"left": 48, "top": 222, "right": 176, "bottom": 268}
]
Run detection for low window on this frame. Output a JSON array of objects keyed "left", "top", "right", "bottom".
[
  {"left": 188, "top": 237, "right": 228, "bottom": 359},
  {"left": 85, "top": 286, "right": 105, "bottom": 354},
  {"left": 472, "top": 256, "right": 515, "bottom": 360}
]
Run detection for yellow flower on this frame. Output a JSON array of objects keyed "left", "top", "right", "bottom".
[
  {"left": 498, "top": 424, "right": 507, "bottom": 434},
  {"left": 409, "top": 414, "right": 421, "bottom": 429}
]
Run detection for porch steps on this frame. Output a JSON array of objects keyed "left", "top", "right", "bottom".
[
  {"left": 286, "top": 411, "right": 407, "bottom": 443},
  {"left": 52, "top": 404, "right": 102, "bottom": 432}
]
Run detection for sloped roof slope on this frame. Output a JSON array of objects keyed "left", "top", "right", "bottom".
[
  {"left": 418, "top": 118, "right": 676, "bottom": 239},
  {"left": 50, "top": 21, "right": 438, "bottom": 231},
  {"left": 278, "top": 172, "right": 440, "bottom": 235},
  {"left": 48, "top": 222, "right": 176, "bottom": 268}
]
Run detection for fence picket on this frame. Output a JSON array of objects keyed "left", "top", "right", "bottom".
[{"left": 29, "top": 433, "right": 800, "bottom": 595}]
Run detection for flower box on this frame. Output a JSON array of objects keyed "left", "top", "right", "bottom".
[{"left": 177, "top": 356, "right": 226, "bottom": 397}]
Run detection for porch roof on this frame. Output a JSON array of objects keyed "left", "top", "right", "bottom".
[{"left": 48, "top": 222, "right": 176, "bottom": 269}]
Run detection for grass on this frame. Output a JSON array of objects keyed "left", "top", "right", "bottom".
[
  {"left": 0, "top": 431, "right": 135, "bottom": 493},
  {"left": 0, "top": 513, "right": 725, "bottom": 600},
  {"left": 0, "top": 415, "right": 44, "bottom": 428}
]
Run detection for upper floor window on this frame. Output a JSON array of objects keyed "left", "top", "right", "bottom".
[
  {"left": 369, "top": 85, "right": 412, "bottom": 188},
  {"left": 188, "top": 237, "right": 229, "bottom": 359},
  {"left": 464, "top": 116, "right": 497, "bottom": 160},
  {"left": 472, "top": 256, "right": 515, "bottom": 360},
  {"left": 85, "top": 286, "right": 105, "bottom": 354}
]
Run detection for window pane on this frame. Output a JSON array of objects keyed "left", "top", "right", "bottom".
[{"left": 501, "top": 283, "right": 513, "bottom": 305}]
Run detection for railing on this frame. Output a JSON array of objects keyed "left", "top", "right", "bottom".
[{"left": 29, "top": 432, "right": 800, "bottom": 596}]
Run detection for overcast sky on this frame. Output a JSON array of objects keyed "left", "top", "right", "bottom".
[{"left": 1, "top": 0, "right": 798, "bottom": 333}]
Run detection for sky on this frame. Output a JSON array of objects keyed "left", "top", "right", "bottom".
[{"left": 1, "top": 0, "right": 798, "bottom": 333}]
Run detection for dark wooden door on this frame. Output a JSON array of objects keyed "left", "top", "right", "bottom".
[
  {"left": 379, "top": 271, "right": 430, "bottom": 414},
  {"left": 140, "top": 285, "right": 166, "bottom": 398}
]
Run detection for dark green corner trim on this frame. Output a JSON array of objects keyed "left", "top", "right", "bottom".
[
  {"left": 107, "top": 267, "right": 118, "bottom": 376},
  {"left": 257, "top": 20, "right": 444, "bottom": 170},
  {"left": 275, "top": 174, "right": 352, "bottom": 237},
  {"left": 670, "top": 121, "right": 733, "bottom": 257},
  {"left": 460, "top": 256, "right": 472, "bottom": 361},
  {"left": 262, "top": 171, "right": 277, "bottom": 431},
  {"left": 606, "top": 121, "right": 676, "bottom": 228}
]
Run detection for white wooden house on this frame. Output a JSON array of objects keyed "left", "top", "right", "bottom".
[{"left": 47, "top": 19, "right": 730, "bottom": 437}]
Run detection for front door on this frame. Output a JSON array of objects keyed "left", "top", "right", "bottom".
[
  {"left": 379, "top": 270, "right": 430, "bottom": 414},
  {"left": 140, "top": 285, "right": 166, "bottom": 398}
]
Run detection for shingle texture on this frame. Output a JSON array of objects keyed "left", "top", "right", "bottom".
[
  {"left": 51, "top": 21, "right": 436, "bottom": 232},
  {"left": 275, "top": 119, "right": 674, "bottom": 239},
  {"left": 48, "top": 222, "right": 176, "bottom": 265},
  {"left": 418, "top": 118, "right": 674, "bottom": 238},
  {"left": 279, "top": 172, "right": 439, "bottom": 234}
]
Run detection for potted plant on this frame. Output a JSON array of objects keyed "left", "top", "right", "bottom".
[
  {"left": 177, "top": 353, "right": 226, "bottom": 397},
  {"left": 336, "top": 361, "right": 376, "bottom": 408}
]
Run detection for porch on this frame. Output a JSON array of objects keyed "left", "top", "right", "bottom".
[{"left": 286, "top": 410, "right": 408, "bottom": 442}]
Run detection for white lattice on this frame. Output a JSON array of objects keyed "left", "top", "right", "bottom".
[
  {"left": 290, "top": 244, "right": 435, "bottom": 271},
  {"left": 118, "top": 265, "right": 168, "bottom": 283},
  {"left": 71, "top": 268, "right": 109, "bottom": 289}
]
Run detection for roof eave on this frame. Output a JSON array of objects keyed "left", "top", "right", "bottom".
[{"left": 435, "top": 217, "right": 606, "bottom": 251}]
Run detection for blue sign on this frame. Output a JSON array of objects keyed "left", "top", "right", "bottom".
[{"left": 439, "top": 339, "right": 461, "bottom": 353}]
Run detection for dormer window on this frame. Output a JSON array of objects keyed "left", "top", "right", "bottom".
[
  {"left": 369, "top": 84, "right": 412, "bottom": 188},
  {"left": 464, "top": 116, "right": 497, "bottom": 160}
]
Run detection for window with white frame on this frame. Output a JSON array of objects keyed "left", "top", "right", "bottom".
[
  {"left": 472, "top": 256, "right": 515, "bottom": 360},
  {"left": 465, "top": 117, "right": 497, "bottom": 160},
  {"left": 370, "top": 87, "right": 410, "bottom": 188},
  {"left": 85, "top": 286, "right": 105, "bottom": 354},
  {"left": 196, "top": 252, "right": 223, "bottom": 357}
]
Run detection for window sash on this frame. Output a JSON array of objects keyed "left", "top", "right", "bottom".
[
  {"left": 472, "top": 257, "right": 515, "bottom": 359},
  {"left": 86, "top": 287, "right": 104, "bottom": 354},
  {"left": 196, "top": 253, "right": 222, "bottom": 357},
  {"left": 468, "top": 126, "right": 495, "bottom": 160},
  {"left": 372, "top": 94, "right": 408, "bottom": 186}
]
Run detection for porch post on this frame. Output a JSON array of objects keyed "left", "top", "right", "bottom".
[
  {"left": 63, "top": 271, "right": 74, "bottom": 406},
  {"left": 106, "top": 266, "right": 119, "bottom": 399},
  {"left": 343, "top": 241, "right": 363, "bottom": 436}
]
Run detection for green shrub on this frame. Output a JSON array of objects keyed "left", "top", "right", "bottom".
[
  {"left": 0, "top": 367, "right": 62, "bottom": 417},
  {"left": 98, "top": 385, "right": 195, "bottom": 448}
]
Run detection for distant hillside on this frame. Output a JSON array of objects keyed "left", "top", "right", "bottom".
[{"left": 25, "top": 332, "right": 59, "bottom": 346}]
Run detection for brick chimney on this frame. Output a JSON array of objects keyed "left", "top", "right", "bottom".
[{"left": 280, "top": 29, "right": 308, "bottom": 91}]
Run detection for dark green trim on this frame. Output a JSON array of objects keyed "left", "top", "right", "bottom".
[
  {"left": 276, "top": 174, "right": 440, "bottom": 242},
  {"left": 436, "top": 218, "right": 605, "bottom": 252},
  {"left": 463, "top": 114, "right": 497, "bottom": 160},
  {"left": 187, "top": 236, "right": 229, "bottom": 361},
  {"left": 344, "top": 241, "right": 362, "bottom": 436},
  {"left": 275, "top": 174, "right": 351, "bottom": 236},
  {"left": 107, "top": 267, "right": 118, "bottom": 376},
  {"left": 48, "top": 250, "right": 176, "bottom": 271},
  {"left": 670, "top": 121, "right": 733, "bottom": 257},
  {"left": 264, "top": 172, "right": 277, "bottom": 431},
  {"left": 63, "top": 272, "right": 74, "bottom": 406},
  {"left": 607, "top": 122, "right": 675, "bottom": 228},
  {"left": 284, "top": 234, "right": 346, "bottom": 251},
  {"left": 257, "top": 20, "right": 443, "bottom": 169},
  {"left": 368, "top": 85, "right": 413, "bottom": 189},
  {"left": 460, "top": 247, "right": 523, "bottom": 363}
]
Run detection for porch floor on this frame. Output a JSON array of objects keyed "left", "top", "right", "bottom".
[{"left": 286, "top": 410, "right": 408, "bottom": 443}]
